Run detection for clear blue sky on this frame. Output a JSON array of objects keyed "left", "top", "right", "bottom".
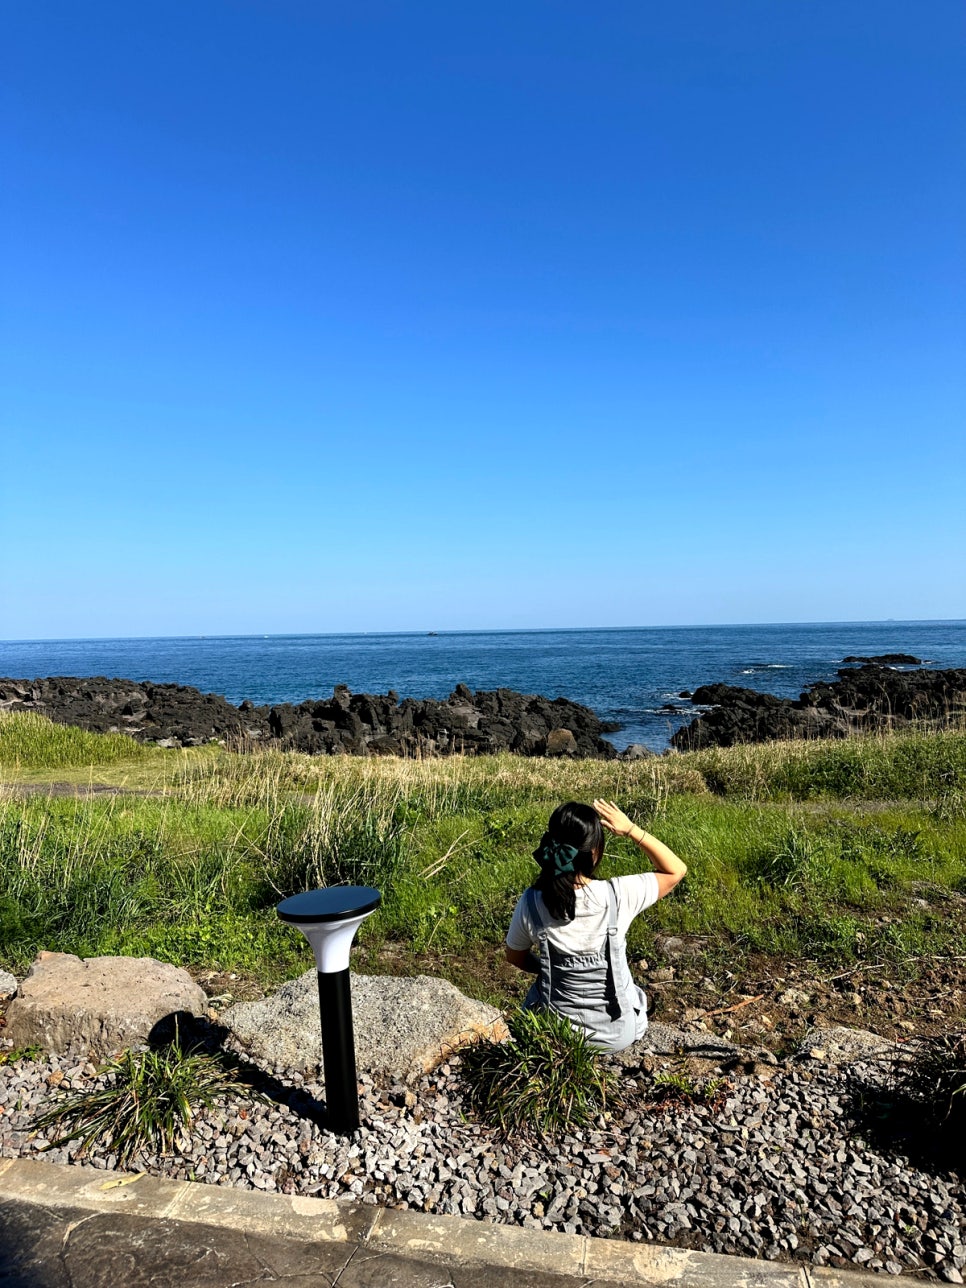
[{"left": 2, "top": 1, "right": 964, "bottom": 638}]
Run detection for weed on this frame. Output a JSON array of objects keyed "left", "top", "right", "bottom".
[
  {"left": 649, "top": 1071, "right": 725, "bottom": 1106},
  {"left": 458, "top": 1007, "right": 621, "bottom": 1139},
  {"left": 0, "top": 1045, "right": 44, "bottom": 1065},
  {"left": 848, "top": 1030, "right": 966, "bottom": 1174},
  {"left": 890, "top": 1030, "right": 966, "bottom": 1131}
]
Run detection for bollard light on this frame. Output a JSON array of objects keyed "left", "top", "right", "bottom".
[{"left": 276, "top": 885, "right": 381, "bottom": 1135}]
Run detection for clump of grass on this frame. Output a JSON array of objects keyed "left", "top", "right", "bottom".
[
  {"left": 35, "top": 1032, "right": 249, "bottom": 1164},
  {"left": 750, "top": 822, "right": 830, "bottom": 891},
  {"left": 0, "top": 711, "right": 156, "bottom": 770},
  {"left": 458, "top": 1007, "right": 621, "bottom": 1138},
  {"left": 261, "top": 780, "right": 410, "bottom": 896},
  {"left": 850, "top": 1029, "right": 966, "bottom": 1174},
  {"left": 890, "top": 1030, "right": 966, "bottom": 1133}
]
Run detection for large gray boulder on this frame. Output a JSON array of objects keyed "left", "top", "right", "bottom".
[
  {"left": 636, "top": 1022, "right": 739, "bottom": 1059},
  {"left": 799, "top": 1024, "right": 897, "bottom": 1064},
  {"left": 0, "top": 969, "right": 18, "bottom": 999},
  {"left": 3, "top": 952, "right": 207, "bottom": 1056},
  {"left": 222, "top": 971, "right": 506, "bottom": 1080}
]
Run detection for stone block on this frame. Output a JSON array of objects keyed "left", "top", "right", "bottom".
[
  {"left": 3, "top": 952, "right": 207, "bottom": 1056},
  {"left": 222, "top": 971, "right": 506, "bottom": 1079}
]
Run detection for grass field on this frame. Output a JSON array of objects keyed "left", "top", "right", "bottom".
[{"left": 2, "top": 712, "right": 965, "bottom": 1015}]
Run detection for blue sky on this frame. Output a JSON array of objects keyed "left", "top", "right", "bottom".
[{"left": 2, "top": 1, "right": 964, "bottom": 637}]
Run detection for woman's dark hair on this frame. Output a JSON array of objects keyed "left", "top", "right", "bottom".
[{"left": 532, "top": 801, "right": 604, "bottom": 923}]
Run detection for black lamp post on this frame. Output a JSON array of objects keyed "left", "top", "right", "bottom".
[{"left": 276, "top": 885, "right": 381, "bottom": 1135}]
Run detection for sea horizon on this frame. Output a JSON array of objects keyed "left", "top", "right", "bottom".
[{"left": 4, "top": 617, "right": 964, "bottom": 646}]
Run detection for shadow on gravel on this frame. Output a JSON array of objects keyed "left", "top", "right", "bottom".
[{"left": 843, "top": 1072, "right": 964, "bottom": 1178}]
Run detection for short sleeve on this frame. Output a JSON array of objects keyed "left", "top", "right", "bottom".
[
  {"left": 506, "top": 892, "right": 536, "bottom": 951},
  {"left": 612, "top": 873, "right": 660, "bottom": 937}
]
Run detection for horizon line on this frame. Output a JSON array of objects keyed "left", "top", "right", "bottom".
[{"left": 2, "top": 617, "right": 965, "bottom": 646}]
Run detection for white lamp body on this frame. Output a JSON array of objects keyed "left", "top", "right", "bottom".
[{"left": 297, "top": 909, "right": 376, "bottom": 973}]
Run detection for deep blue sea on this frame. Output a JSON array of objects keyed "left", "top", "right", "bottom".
[{"left": 1, "top": 622, "right": 964, "bottom": 752}]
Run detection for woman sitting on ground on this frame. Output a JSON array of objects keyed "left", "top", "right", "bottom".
[{"left": 504, "top": 799, "right": 687, "bottom": 1052}]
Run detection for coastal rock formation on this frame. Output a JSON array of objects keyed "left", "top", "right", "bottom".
[
  {"left": 0, "top": 676, "right": 619, "bottom": 759},
  {"left": 672, "top": 664, "right": 966, "bottom": 750},
  {"left": 3, "top": 952, "right": 207, "bottom": 1056},
  {"left": 222, "top": 971, "right": 507, "bottom": 1080},
  {"left": 841, "top": 653, "right": 922, "bottom": 665},
  {"left": 0, "top": 677, "right": 246, "bottom": 747}
]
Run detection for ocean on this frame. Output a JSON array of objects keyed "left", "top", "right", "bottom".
[{"left": 1, "top": 621, "right": 964, "bottom": 752}]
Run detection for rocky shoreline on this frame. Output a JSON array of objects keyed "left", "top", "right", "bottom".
[
  {"left": 672, "top": 665, "right": 966, "bottom": 751},
  {"left": 0, "top": 676, "right": 620, "bottom": 759},
  {"left": 2, "top": 663, "right": 964, "bottom": 757}
]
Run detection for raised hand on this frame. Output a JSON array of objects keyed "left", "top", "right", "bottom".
[{"left": 593, "top": 798, "right": 635, "bottom": 837}]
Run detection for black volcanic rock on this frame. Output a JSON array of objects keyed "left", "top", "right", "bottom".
[
  {"left": 0, "top": 677, "right": 248, "bottom": 747},
  {"left": 671, "top": 666, "right": 966, "bottom": 750},
  {"left": 0, "top": 676, "right": 618, "bottom": 759},
  {"left": 841, "top": 653, "right": 922, "bottom": 665}
]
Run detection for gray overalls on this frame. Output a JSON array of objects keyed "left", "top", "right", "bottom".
[{"left": 522, "top": 880, "right": 648, "bottom": 1053}]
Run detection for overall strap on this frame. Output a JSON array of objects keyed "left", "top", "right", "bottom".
[
  {"left": 526, "top": 887, "right": 546, "bottom": 933},
  {"left": 525, "top": 887, "right": 553, "bottom": 1005},
  {"left": 603, "top": 880, "right": 624, "bottom": 1019},
  {"left": 605, "top": 879, "right": 621, "bottom": 934}
]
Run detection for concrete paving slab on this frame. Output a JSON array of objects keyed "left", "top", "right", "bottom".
[
  {"left": 584, "top": 1239, "right": 804, "bottom": 1288},
  {"left": 0, "top": 1157, "right": 184, "bottom": 1220},
  {"left": 368, "top": 1206, "right": 586, "bottom": 1278},
  {"left": 163, "top": 1172, "right": 378, "bottom": 1243}
]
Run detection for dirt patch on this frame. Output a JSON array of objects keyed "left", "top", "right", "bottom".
[
  {"left": 187, "top": 968, "right": 268, "bottom": 1013},
  {"left": 640, "top": 948, "right": 966, "bottom": 1055}
]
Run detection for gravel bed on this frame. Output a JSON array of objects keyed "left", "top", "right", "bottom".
[{"left": 1, "top": 1051, "right": 964, "bottom": 1282}]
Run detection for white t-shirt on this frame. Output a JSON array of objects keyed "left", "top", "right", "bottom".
[{"left": 506, "top": 874, "right": 660, "bottom": 955}]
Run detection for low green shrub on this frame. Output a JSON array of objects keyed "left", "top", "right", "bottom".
[
  {"left": 35, "top": 1031, "right": 250, "bottom": 1164},
  {"left": 458, "top": 1007, "right": 621, "bottom": 1138}
]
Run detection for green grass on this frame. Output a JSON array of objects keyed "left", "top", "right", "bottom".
[
  {"left": 0, "top": 714, "right": 964, "bottom": 994},
  {"left": 688, "top": 729, "right": 966, "bottom": 802},
  {"left": 649, "top": 1070, "right": 724, "bottom": 1105},
  {"left": 0, "top": 711, "right": 159, "bottom": 770}
]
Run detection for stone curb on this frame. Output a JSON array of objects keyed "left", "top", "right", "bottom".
[{"left": 0, "top": 1157, "right": 918, "bottom": 1288}]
